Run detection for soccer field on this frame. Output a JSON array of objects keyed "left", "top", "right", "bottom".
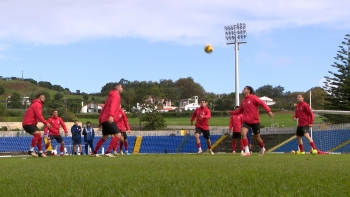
[{"left": 1, "top": 154, "right": 349, "bottom": 197}]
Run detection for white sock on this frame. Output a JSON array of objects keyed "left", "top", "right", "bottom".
[
  {"left": 199, "top": 147, "right": 202, "bottom": 151},
  {"left": 30, "top": 147, "right": 34, "bottom": 151},
  {"left": 38, "top": 150, "right": 43, "bottom": 153},
  {"left": 244, "top": 146, "right": 249, "bottom": 153}
]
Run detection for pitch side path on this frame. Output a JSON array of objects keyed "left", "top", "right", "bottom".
[{"left": 1, "top": 154, "right": 349, "bottom": 196}]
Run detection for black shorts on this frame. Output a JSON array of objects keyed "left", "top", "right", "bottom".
[
  {"left": 296, "top": 126, "right": 309, "bottom": 137},
  {"left": 121, "top": 132, "right": 128, "bottom": 140},
  {"left": 195, "top": 128, "right": 210, "bottom": 139},
  {"left": 232, "top": 132, "right": 241, "bottom": 139},
  {"left": 101, "top": 122, "right": 121, "bottom": 135},
  {"left": 48, "top": 135, "right": 64, "bottom": 143},
  {"left": 23, "top": 125, "right": 39, "bottom": 134},
  {"left": 242, "top": 122, "right": 260, "bottom": 135}
]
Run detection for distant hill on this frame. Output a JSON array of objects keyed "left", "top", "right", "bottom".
[{"left": 0, "top": 80, "right": 104, "bottom": 102}]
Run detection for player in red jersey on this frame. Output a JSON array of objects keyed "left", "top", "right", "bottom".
[
  {"left": 228, "top": 86, "right": 274, "bottom": 156},
  {"left": 22, "top": 94, "right": 52, "bottom": 157},
  {"left": 293, "top": 94, "right": 316, "bottom": 154},
  {"left": 114, "top": 108, "right": 131, "bottom": 155},
  {"left": 190, "top": 99, "right": 214, "bottom": 155},
  {"left": 43, "top": 110, "right": 68, "bottom": 156},
  {"left": 229, "top": 106, "right": 244, "bottom": 154},
  {"left": 91, "top": 83, "right": 123, "bottom": 157}
]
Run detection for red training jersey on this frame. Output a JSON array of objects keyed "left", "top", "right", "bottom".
[
  {"left": 99, "top": 90, "right": 121, "bottom": 124},
  {"left": 115, "top": 109, "right": 130, "bottom": 132},
  {"left": 44, "top": 116, "right": 68, "bottom": 136},
  {"left": 229, "top": 113, "right": 243, "bottom": 132},
  {"left": 293, "top": 101, "right": 314, "bottom": 126},
  {"left": 190, "top": 106, "right": 211, "bottom": 130},
  {"left": 231, "top": 94, "right": 271, "bottom": 124},
  {"left": 22, "top": 99, "right": 48, "bottom": 126}
]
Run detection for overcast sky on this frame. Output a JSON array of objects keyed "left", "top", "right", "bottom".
[{"left": 1, "top": 0, "right": 349, "bottom": 94}]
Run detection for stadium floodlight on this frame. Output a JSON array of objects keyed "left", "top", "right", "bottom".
[{"left": 224, "top": 23, "right": 247, "bottom": 107}]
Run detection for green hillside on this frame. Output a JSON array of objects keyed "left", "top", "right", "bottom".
[{"left": 0, "top": 80, "right": 104, "bottom": 101}]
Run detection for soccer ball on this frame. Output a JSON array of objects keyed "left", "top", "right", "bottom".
[
  {"left": 290, "top": 150, "right": 295, "bottom": 154},
  {"left": 311, "top": 149, "right": 318, "bottom": 155},
  {"left": 204, "top": 44, "right": 213, "bottom": 53}
]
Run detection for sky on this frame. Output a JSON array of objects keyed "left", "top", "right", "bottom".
[{"left": 1, "top": 0, "right": 350, "bottom": 95}]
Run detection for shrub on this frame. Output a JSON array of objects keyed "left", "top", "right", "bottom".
[{"left": 61, "top": 112, "right": 77, "bottom": 122}]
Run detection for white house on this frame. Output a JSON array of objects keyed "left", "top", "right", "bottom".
[
  {"left": 259, "top": 96, "right": 276, "bottom": 106},
  {"left": 179, "top": 96, "right": 200, "bottom": 111},
  {"left": 132, "top": 96, "right": 177, "bottom": 113},
  {"left": 80, "top": 103, "right": 104, "bottom": 113}
]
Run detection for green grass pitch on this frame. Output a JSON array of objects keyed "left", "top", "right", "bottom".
[{"left": 1, "top": 154, "right": 349, "bottom": 196}]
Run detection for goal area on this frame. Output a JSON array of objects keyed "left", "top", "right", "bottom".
[{"left": 310, "top": 110, "right": 350, "bottom": 153}]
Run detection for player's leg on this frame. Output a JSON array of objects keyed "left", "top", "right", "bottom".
[
  {"left": 23, "top": 125, "right": 40, "bottom": 157},
  {"left": 247, "top": 129, "right": 252, "bottom": 153},
  {"left": 235, "top": 132, "right": 243, "bottom": 154},
  {"left": 240, "top": 124, "right": 250, "bottom": 156},
  {"left": 44, "top": 137, "right": 52, "bottom": 155},
  {"left": 105, "top": 123, "right": 121, "bottom": 157},
  {"left": 73, "top": 140, "right": 77, "bottom": 155},
  {"left": 251, "top": 123, "right": 265, "bottom": 156},
  {"left": 231, "top": 134, "right": 236, "bottom": 153},
  {"left": 203, "top": 130, "right": 213, "bottom": 155},
  {"left": 92, "top": 134, "right": 109, "bottom": 157},
  {"left": 119, "top": 134, "right": 125, "bottom": 155},
  {"left": 296, "top": 127, "right": 305, "bottom": 154},
  {"left": 57, "top": 136, "right": 65, "bottom": 156},
  {"left": 303, "top": 127, "right": 317, "bottom": 150},
  {"left": 92, "top": 122, "right": 114, "bottom": 157},
  {"left": 84, "top": 141, "right": 89, "bottom": 155},
  {"left": 194, "top": 128, "right": 202, "bottom": 154},
  {"left": 123, "top": 132, "right": 129, "bottom": 155},
  {"left": 78, "top": 141, "right": 83, "bottom": 155}
]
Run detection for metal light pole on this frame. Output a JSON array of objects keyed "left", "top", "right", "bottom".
[{"left": 224, "top": 23, "right": 247, "bottom": 107}]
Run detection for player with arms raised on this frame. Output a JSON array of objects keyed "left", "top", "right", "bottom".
[
  {"left": 293, "top": 94, "right": 317, "bottom": 154},
  {"left": 190, "top": 99, "right": 214, "bottom": 155},
  {"left": 228, "top": 86, "right": 274, "bottom": 156}
]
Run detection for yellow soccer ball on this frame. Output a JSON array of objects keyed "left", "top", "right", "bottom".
[
  {"left": 204, "top": 44, "right": 213, "bottom": 53},
  {"left": 312, "top": 149, "right": 318, "bottom": 155}
]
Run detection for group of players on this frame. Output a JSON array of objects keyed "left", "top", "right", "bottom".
[
  {"left": 22, "top": 83, "right": 131, "bottom": 157},
  {"left": 22, "top": 83, "right": 317, "bottom": 157},
  {"left": 190, "top": 85, "right": 318, "bottom": 156}
]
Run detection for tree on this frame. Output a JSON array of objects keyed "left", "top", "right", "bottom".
[
  {"left": 82, "top": 94, "right": 89, "bottom": 101},
  {"left": 175, "top": 77, "right": 205, "bottom": 99},
  {"left": 54, "top": 92, "right": 64, "bottom": 100},
  {"left": 303, "top": 87, "right": 329, "bottom": 110},
  {"left": 38, "top": 81, "right": 52, "bottom": 89},
  {"left": 255, "top": 85, "right": 285, "bottom": 99},
  {"left": 0, "top": 85, "right": 4, "bottom": 95},
  {"left": 23, "top": 78, "right": 37, "bottom": 85},
  {"left": 9, "top": 92, "right": 23, "bottom": 109},
  {"left": 323, "top": 34, "right": 350, "bottom": 110},
  {"left": 122, "top": 89, "right": 136, "bottom": 112},
  {"left": 52, "top": 85, "right": 65, "bottom": 92},
  {"left": 139, "top": 102, "right": 167, "bottom": 130}
]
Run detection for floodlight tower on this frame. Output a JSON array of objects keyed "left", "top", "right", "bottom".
[{"left": 224, "top": 23, "right": 247, "bottom": 107}]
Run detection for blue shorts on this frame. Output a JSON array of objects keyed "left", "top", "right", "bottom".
[{"left": 72, "top": 137, "right": 82, "bottom": 145}]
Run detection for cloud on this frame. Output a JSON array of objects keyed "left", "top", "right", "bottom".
[{"left": 0, "top": 0, "right": 350, "bottom": 46}]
